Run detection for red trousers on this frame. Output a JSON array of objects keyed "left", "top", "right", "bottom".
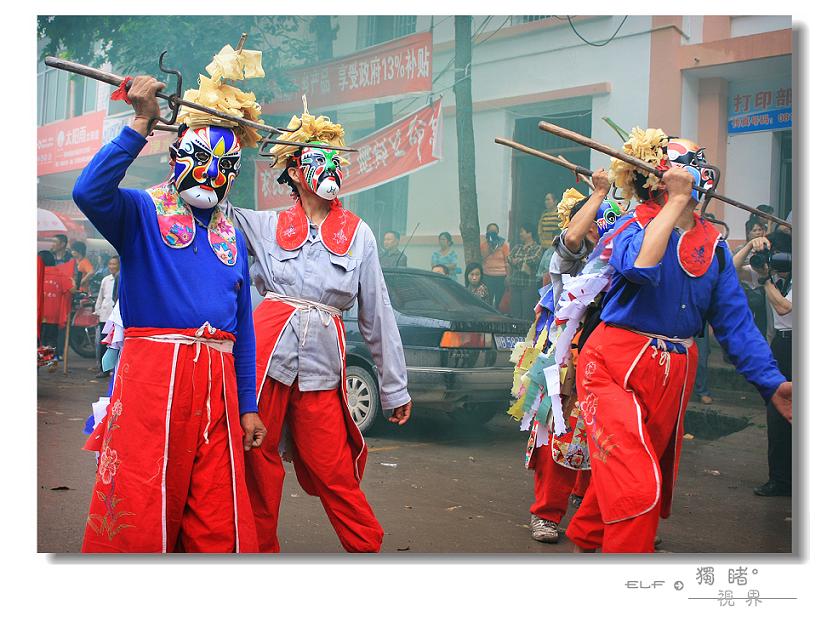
[
  {"left": 245, "top": 378, "right": 384, "bottom": 553},
  {"left": 82, "top": 327, "right": 258, "bottom": 553},
  {"left": 531, "top": 443, "right": 590, "bottom": 524},
  {"left": 565, "top": 323, "right": 697, "bottom": 553}
]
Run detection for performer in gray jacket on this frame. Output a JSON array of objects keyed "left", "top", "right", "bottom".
[{"left": 226, "top": 108, "right": 411, "bottom": 553}]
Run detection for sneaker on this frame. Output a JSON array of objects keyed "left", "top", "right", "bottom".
[
  {"left": 753, "top": 480, "right": 791, "bottom": 497},
  {"left": 700, "top": 395, "right": 713, "bottom": 405},
  {"left": 530, "top": 514, "right": 560, "bottom": 543},
  {"left": 569, "top": 494, "right": 583, "bottom": 509}
]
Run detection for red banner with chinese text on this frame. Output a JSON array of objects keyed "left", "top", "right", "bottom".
[
  {"left": 262, "top": 32, "right": 432, "bottom": 115},
  {"left": 255, "top": 100, "right": 443, "bottom": 210},
  {"left": 37, "top": 111, "right": 105, "bottom": 176}
]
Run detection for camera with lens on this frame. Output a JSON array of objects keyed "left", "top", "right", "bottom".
[
  {"left": 748, "top": 229, "right": 792, "bottom": 274},
  {"left": 749, "top": 249, "right": 792, "bottom": 273}
]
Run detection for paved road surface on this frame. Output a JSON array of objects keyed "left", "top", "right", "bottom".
[{"left": 38, "top": 357, "right": 792, "bottom": 554}]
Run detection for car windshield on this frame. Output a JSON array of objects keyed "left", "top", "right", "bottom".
[{"left": 384, "top": 272, "right": 494, "bottom": 314}]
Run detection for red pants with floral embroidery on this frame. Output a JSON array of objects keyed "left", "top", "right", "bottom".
[
  {"left": 81, "top": 327, "right": 258, "bottom": 553},
  {"left": 565, "top": 323, "right": 697, "bottom": 553},
  {"left": 245, "top": 378, "right": 384, "bottom": 553},
  {"left": 531, "top": 443, "right": 590, "bottom": 524}
]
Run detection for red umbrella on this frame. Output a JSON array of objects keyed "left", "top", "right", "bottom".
[{"left": 53, "top": 211, "right": 87, "bottom": 240}]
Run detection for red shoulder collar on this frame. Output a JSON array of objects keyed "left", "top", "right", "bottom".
[
  {"left": 634, "top": 200, "right": 721, "bottom": 278},
  {"left": 276, "top": 199, "right": 362, "bottom": 256}
]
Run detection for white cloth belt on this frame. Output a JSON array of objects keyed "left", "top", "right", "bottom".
[
  {"left": 126, "top": 322, "right": 235, "bottom": 353},
  {"left": 126, "top": 322, "right": 234, "bottom": 443},
  {"left": 265, "top": 292, "right": 343, "bottom": 347},
  {"left": 626, "top": 328, "right": 695, "bottom": 387}
]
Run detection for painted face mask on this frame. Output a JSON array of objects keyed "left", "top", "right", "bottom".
[
  {"left": 298, "top": 143, "right": 344, "bottom": 200},
  {"left": 665, "top": 138, "right": 720, "bottom": 202},
  {"left": 171, "top": 126, "right": 242, "bottom": 209},
  {"left": 595, "top": 197, "right": 625, "bottom": 237}
]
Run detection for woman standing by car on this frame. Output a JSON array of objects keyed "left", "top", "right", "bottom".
[
  {"left": 465, "top": 262, "right": 493, "bottom": 305},
  {"left": 506, "top": 224, "right": 544, "bottom": 321},
  {"left": 431, "top": 231, "right": 461, "bottom": 281}
]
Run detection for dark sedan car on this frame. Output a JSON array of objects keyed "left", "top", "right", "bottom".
[{"left": 343, "top": 268, "right": 530, "bottom": 433}]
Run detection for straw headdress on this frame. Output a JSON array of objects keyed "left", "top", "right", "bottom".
[
  {"left": 176, "top": 44, "right": 265, "bottom": 148},
  {"left": 609, "top": 127, "right": 669, "bottom": 200},
  {"left": 556, "top": 187, "right": 587, "bottom": 229},
  {"left": 268, "top": 96, "right": 349, "bottom": 169}
]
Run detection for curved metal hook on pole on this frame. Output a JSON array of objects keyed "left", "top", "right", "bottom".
[
  {"left": 536, "top": 120, "right": 790, "bottom": 231},
  {"left": 43, "top": 54, "right": 358, "bottom": 158}
]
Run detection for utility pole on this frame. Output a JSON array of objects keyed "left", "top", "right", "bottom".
[{"left": 453, "top": 16, "right": 482, "bottom": 266}]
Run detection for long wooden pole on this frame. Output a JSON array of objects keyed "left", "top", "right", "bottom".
[
  {"left": 537, "top": 120, "right": 791, "bottom": 229},
  {"left": 495, "top": 137, "right": 593, "bottom": 177},
  {"left": 44, "top": 56, "right": 358, "bottom": 152},
  {"left": 62, "top": 306, "right": 71, "bottom": 375}
]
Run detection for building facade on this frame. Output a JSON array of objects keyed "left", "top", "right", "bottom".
[{"left": 37, "top": 15, "right": 793, "bottom": 269}]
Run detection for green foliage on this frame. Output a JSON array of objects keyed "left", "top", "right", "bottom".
[{"left": 37, "top": 15, "right": 320, "bottom": 101}]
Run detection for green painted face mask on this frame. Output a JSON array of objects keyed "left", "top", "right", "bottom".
[{"left": 299, "top": 143, "right": 343, "bottom": 200}]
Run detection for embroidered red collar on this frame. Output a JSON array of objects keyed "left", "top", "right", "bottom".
[
  {"left": 634, "top": 200, "right": 721, "bottom": 278},
  {"left": 146, "top": 183, "right": 238, "bottom": 266},
  {"left": 276, "top": 198, "right": 362, "bottom": 256}
]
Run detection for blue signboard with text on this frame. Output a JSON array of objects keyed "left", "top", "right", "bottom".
[{"left": 728, "top": 76, "right": 792, "bottom": 134}]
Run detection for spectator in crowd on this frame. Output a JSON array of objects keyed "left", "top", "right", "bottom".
[
  {"left": 537, "top": 192, "right": 561, "bottom": 249},
  {"left": 733, "top": 217, "right": 772, "bottom": 339},
  {"left": 93, "top": 256, "right": 120, "bottom": 378},
  {"left": 51, "top": 234, "right": 71, "bottom": 264},
  {"left": 465, "top": 262, "right": 493, "bottom": 305},
  {"left": 480, "top": 222, "right": 509, "bottom": 307},
  {"left": 71, "top": 241, "right": 94, "bottom": 292},
  {"left": 379, "top": 230, "right": 407, "bottom": 268},
  {"left": 537, "top": 246, "right": 554, "bottom": 288},
  {"left": 40, "top": 249, "right": 74, "bottom": 360},
  {"left": 753, "top": 225, "right": 792, "bottom": 497},
  {"left": 431, "top": 231, "right": 460, "bottom": 281},
  {"left": 37, "top": 250, "right": 56, "bottom": 348},
  {"left": 506, "top": 223, "right": 544, "bottom": 321},
  {"left": 693, "top": 325, "right": 714, "bottom": 405},
  {"left": 431, "top": 264, "right": 450, "bottom": 276}
]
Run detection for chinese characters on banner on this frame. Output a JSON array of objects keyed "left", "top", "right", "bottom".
[
  {"left": 255, "top": 100, "right": 443, "bottom": 210},
  {"left": 37, "top": 111, "right": 106, "bottom": 176},
  {"left": 262, "top": 32, "right": 433, "bottom": 115},
  {"left": 728, "top": 76, "right": 792, "bottom": 134},
  {"left": 38, "top": 112, "right": 174, "bottom": 177}
]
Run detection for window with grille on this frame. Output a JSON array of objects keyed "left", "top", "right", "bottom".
[
  {"left": 357, "top": 15, "right": 417, "bottom": 48},
  {"left": 512, "top": 16, "right": 552, "bottom": 26}
]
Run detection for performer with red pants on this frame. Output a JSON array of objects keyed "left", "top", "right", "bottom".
[
  {"left": 564, "top": 130, "right": 792, "bottom": 553},
  {"left": 527, "top": 172, "right": 615, "bottom": 543},
  {"left": 73, "top": 65, "right": 268, "bottom": 553},
  {"left": 226, "top": 106, "right": 412, "bottom": 553}
]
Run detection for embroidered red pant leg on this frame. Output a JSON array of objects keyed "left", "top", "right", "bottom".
[
  {"left": 530, "top": 442, "right": 578, "bottom": 524},
  {"left": 81, "top": 327, "right": 258, "bottom": 553},
  {"left": 564, "top": 323, "right": 697, "bottom": 553},
  {"left": 244, "top": 377, "right": 290, "bottom": 553},
  {"left": 573, "top": 470, "right": 591, "bottom": 498},
  {"left": 286, "top": 384, "right": 384, "bottom": 553}
]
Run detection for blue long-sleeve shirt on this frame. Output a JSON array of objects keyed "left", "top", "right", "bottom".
[
  {"left": 72, "top": 126, "right": 257, "bottom": 414},
  {"left": 601, "top": 213, "right": 786, "bottom": 402}
]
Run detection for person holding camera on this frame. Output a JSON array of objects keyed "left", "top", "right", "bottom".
[{"left": 752, "top": 228, "right": 793, "bottom": 497}]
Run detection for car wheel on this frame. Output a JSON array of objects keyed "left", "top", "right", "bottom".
[
  {"left": 346, "top": 365, "right": 380, "bottom": 434},
  {"left": 448, "top": 405, "right": 501, "bottom": 426}
]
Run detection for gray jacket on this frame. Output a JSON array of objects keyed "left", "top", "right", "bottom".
[
  {"left": 548, "top": 228, "right": 593, "bottom": 306},
  {"left": 226, "top": 203, "right": 410, "bottom": 410}
]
